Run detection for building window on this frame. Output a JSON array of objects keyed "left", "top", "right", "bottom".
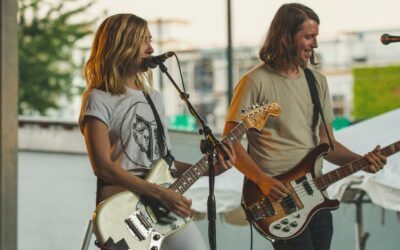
[
  {"left": 331, "top": 94, "right": 345, "bottom": 116},
  {"left": 194, "top": 59, "right": 213, "bottom": 92}
]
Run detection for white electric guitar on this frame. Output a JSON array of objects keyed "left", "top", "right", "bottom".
[{"left": 92, "top": 102, "right": 282, "bottom": 250}]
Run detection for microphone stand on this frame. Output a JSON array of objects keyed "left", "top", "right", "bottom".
[
  {"left": 200, "top": 130, "right": 217, "bottom": 250},
  {"left": 158, "top": 62, "right": 223, "bottom": 250}
]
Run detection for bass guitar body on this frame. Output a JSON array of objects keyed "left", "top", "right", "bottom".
[{"left": 242, "top": 143, "right": 340, "bottom": 241}]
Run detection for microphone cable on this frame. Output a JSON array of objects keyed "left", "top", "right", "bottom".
[{"left": 171, "top": 53, "right": 188, "bottom": 96}]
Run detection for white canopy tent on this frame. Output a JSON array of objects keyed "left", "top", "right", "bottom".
[
  {"left": 324, "top": 108, "right": 400, "bottom": 211},
  {"left": 324, "top": 108, "right": 400, "bottom": 250}
]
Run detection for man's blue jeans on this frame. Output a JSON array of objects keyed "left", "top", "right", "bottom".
[{"left": 272, "top": 210, "right": 333, "bottom": 250}]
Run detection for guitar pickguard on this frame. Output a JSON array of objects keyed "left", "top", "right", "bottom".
[
  {"left": 268, "top": 173, "right": 324, "bottom": 239},
  {"left": 124, "top": 184, "right": 190, "bottom": 244}
]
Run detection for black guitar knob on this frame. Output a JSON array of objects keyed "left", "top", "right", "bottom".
[
  {"left": 282, "top": 226, "right": 290, "bottom": 232},
  {"left": 281, "top": 219, "right": 289, "bottom": 225},
  {"left": 151, "top": 247, "right": 158, "bottom": 250},
  {"left": 273, "top": 224, "right": 281, "bottom": 230},
  {"left": 290, "top": 221, "right": 298, "bottom": 227},
  {"left": 153, "top": 234, "right": 161, "bottom": 241}
]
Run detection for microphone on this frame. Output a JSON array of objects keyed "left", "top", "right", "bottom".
[
  {"left": 380, "top": 33, "right": 400, "bottom": 45},
  {"left": 142, "top": 51, "right": 175, "bottom": 69}
]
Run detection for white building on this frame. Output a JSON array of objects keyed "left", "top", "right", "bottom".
[{"left": 158, "top": 28, "right": 400, "bottom": 132}]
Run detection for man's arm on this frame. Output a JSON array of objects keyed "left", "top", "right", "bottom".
[
  {"left": 223, "top": 121, "right": 289, "bottom": 201},
  {"left": 319, "top": 122, "right": 386, "bottom": 172}
]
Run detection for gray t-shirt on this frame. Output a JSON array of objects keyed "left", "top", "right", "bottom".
[
  {"left": 79, "top": 88, "right": 173, "bottom": 177},
  {"left": 226, "top": 63, "right": 334, "bottom": 177}
]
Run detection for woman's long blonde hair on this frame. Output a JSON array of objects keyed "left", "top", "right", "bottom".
[{"left": 84, "top": 14, "right": 153, "bottom": 95}]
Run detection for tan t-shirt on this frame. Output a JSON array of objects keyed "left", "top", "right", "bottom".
[{"left": 226, "top": 63, "right": 334, "bottom": 177}]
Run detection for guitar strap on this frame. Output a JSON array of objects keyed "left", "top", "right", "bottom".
[
  {"left": 142, "top": 91, "right": 174, "bottom": 166},
  {"left": 304, "top": 68, "right": 335, "bottom": 150}
]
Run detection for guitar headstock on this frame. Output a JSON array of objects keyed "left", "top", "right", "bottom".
[{"left": 240, "top": 102, "right": 281, "bottom": 131}]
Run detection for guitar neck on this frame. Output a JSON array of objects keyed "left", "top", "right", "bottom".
[
  {"left": 169, "top": 122, "right": 247, "bottom": 194},
  {"left": 315, "top": 140, "right": 400, "bottom": 190}
]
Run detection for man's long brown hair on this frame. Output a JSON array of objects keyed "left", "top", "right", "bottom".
[
  {"left": 84, "top": 14, "right": 153, "bottom": 95},
  {"left": 259, "top": 3, "right": 320, "bottom": 71}
]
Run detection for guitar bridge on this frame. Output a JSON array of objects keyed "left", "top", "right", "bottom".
[
  {"left": 248, "top": 197, "right": 276, "bottom": 220},
  {"left": 125, "top": 211, "right": 153, "bottom": 241}
]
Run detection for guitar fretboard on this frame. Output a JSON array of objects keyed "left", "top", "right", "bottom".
[
  {"left": 169, "top": 122, "right": 247, "bottom": 194},
  {"left": 314, "top": 140, "right": 400, "bottom": 190}
]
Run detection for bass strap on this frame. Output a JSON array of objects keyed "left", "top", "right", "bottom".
[{"left": 304, "top": 68, "right": 335, "bottom": 150}]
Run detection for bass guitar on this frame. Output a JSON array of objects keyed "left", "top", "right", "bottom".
[
  {"left": 242, "top": 141, "right": 400, "bottom": 241},
  {"left": 93, "top": 102, "right": 281, "bottom": 250}
]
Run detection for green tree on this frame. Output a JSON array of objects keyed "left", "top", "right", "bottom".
[{"left": 18, "top": 0, "right": 97, "bottom": 115}]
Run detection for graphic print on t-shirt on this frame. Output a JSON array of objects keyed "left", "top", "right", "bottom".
[
  {"left": 120, "top": 101, "right": 161, "bottom": 168},
  {"left": 132, "top": 114, "right": 154, "bottom": 160}
]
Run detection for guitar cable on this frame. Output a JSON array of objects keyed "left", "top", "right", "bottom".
[
  {"left": 245, "top": 146, "right": 255, "bottom": 250},
  {"left": 249, "top": 220, "right": 254, "bottom": 250}
]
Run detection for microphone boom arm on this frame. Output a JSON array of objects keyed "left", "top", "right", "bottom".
[{"left": 158, "top": 62, "right": 226, "bottom": 154}]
